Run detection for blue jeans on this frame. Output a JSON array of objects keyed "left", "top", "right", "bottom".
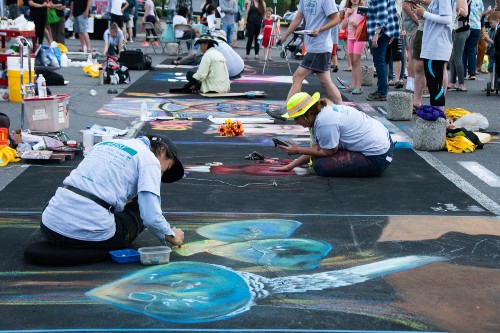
[
  {"left": 462, "top": 28, "right": 481, "bottom": 76},
  {"left": 371, "top": 33, "right": 391, "bottom": 95},
  {"left": 222, "top": 23, "right": 235, "bottom": 46}
]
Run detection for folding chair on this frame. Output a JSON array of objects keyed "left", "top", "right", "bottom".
[
  {"left": 143, "top": 22, "right": 164, "bottom": 54},
  {"left": 174, "top": 23, "right": 195, "bottom": 55}
]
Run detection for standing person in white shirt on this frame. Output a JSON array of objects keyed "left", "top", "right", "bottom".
[{"left": 110, "top": 0, "right": 128, "bottom": 31}]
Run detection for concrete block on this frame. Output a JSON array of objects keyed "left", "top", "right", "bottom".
[
  {"left": 387, "top": 91, "right": 413, "bottom": 120},
  {"left": 413, "top": 117, "right": 446, "bottom": 151},
  {"left": 361, "top": 66, "right": 374, "bottom": 86}
]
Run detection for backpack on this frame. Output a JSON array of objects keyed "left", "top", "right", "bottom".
[
  {"left": 118, "top": 49, "right": 153, "bottom": 70},
  {"left": 35, "top": 67, "right": 65, "bottom": 86}
]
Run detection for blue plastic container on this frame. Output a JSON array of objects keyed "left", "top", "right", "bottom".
[{"left": 109, "top": 249, "right": 140, "bottom": 264}]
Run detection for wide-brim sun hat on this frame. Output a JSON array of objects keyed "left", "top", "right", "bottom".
[
  {"left": 194, "top": 34, "right": 219, "bottom": 46},
  {"left": 149, "top": 135, "right": 185, "bottom": 183},
  {"left": 216, "top": 30, "right": 227, "bottom": 42},
  {"left": 282, "top": 92, "right": 320, "bottom": 119}
]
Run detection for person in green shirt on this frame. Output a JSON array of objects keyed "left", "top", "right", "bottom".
[{"left": 184, "top": 35, "right": 230, "bottom": 93}]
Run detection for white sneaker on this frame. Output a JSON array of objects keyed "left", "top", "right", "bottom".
[{"left": 69, "top": 36, "right": 76, "bottom": 40}]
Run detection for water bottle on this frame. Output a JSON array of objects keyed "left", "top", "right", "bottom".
[
  {"left": 37, "top": 74, "right": 47, "bottom": 98},
  {"left": 60, "top": 53, "right": 68, "bottom": 67},
  {"left": 140, "top": 101, "right": 149, "bottom": 121},
  {"left": 257, "top": 34, "right": 263, "bottom": 45},
  {"left": 99, "top": 68, "right": 104, "bottom": 85},
  {"left": 82, "top": 126, "right": 94, "bottom": 157}
]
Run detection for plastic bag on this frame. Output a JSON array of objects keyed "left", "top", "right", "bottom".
[
  {"left": 445, "top": 107, "right": 470, "bottom": 121},
  {"left": 50, "top": 41, "right": 62, "bottom": 64},
  {"left": 36, "top": 45, "right": 60, "bottom": 68},
  {"left": 83, "top": 63, "right": 101, "bottom": 78},
  {"left": 57, "top": 43, "right": 68, "bottom": 53},
  {"left": 453, "top": 113, "right": 489, "bottom": 131}
]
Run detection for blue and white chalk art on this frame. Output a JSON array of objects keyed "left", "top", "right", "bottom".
[{"left": 86, "top": 256, "right": 446, "bottom": 324}]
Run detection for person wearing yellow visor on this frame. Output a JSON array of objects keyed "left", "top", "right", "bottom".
[{"left": 270, "top": 92, "right": 394, "bottom": 177}]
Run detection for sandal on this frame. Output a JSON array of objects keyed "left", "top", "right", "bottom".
[
  {"left": 412, "top": 105, "right": 419, "bottom": 114},
  {"left": 351, "top": 87, "right": 363, "bottom": 95},
  {"left": 394, "top": 80, "right": 404, "bottom": 89},
  {"left": 468, "top": 75, "right": 476, "bottom": 80}
]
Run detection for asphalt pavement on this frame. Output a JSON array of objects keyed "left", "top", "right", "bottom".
[{"left": 2, "top": 28, "right": 499, "bottom": 214}]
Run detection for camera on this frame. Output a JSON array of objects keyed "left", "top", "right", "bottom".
[{"left": 357, "top": 6, "right": 368, "bottom": 15}]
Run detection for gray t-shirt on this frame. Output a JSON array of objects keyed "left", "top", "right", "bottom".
[
  {"left": 103, "top": 28, "right": 124, "bottom": 46},
  {"left": 42, "top": 138, "right": 162, "bottom": 241},
  {"left": 298, "top": 0, "right": 338, "bottom": 53},
  {"left": 420, "top": 0, "right": 454, "bottom": 61},
  {"left": 312, "top": 104, "right": 390, "bottom": 156}
]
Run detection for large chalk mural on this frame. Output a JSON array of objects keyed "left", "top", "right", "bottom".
[{"left": 86, "top": 219, "right": 445, "bottom": 324}]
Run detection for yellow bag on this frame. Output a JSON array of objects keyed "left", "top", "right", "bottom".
[
  {"left": 445, "top": 136, "right": 475, "bottom": 153},
  {"left": 445, "top": 107, "right": 470, "bottom": 121},
  {"left": 57, "top": 43, "right": 68, "bottom": 53},
  {"left": 0, "top": 146, "right": 20, "bottom": 166},
  {"left": 83, "top": 64, "right": 102, "bottom": 78}
]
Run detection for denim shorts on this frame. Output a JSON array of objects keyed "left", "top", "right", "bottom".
[
  {"left": 73, "top": 14, "right": 89, "bottom": 33},
  {"left": 300, "top": 52, "right": 331, "bottom": 73}
]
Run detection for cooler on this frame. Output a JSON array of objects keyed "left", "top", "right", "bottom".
[
  {"left": 23, "top": 94, "right": 70, "bottom": 132},
  {"left": 7, "top": 57, "right": 35, "bottom": 103}
]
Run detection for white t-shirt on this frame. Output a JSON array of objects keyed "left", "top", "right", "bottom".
[
  {"left": 145, "top": 0, "right": 155, "bottom": 16},
  {"left": 215, "top": 40, "right": 244, "bottom": 77},
  {"left": 312, "top": 104, "right": 390, "bottom": 156},
  {"left": 298, "top": 0, "right": 338, "bottom": 53},
  {"left": 110, "top": 0, "right": 126, "bottom": 16},
  {"left": 173, "top": 15, "right": 188, "bottom": 38},
  {"left": 421, "top": 0, "right": 454, "bottom": 61},
  {"left": 42, "top": 138, "right": 162, "bottom": 241}
]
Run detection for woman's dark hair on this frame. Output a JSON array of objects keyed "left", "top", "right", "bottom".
[
  {"left": 177, "top": 6, "right": 189, "bottom": 18},
  {"left": 201, "top": 0, "right": 213, "bottom": 16},
  {"left": 306, "top": 98, "right": 329, "bottom": 118},
  {"left": 206, "top": 4, "right": 216, "bottom": 14}
]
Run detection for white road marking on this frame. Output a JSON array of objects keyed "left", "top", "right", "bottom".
[
  {"left": 458, "top": 161, "right": 500, "bottom": 187},
  {"left": 376, "top": 116, "right": 500, "bottom": 216}
]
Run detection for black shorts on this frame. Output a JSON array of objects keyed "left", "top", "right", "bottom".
[{"left": 111, "top": 13, "right": 124, "bottom": 29}]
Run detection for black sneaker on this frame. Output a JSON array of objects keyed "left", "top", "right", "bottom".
[
  {"left": 266, "top": 106, "right": 287, "bottom": 121},
  {"left": 366, "top": 92, "right": 387, "bottom": 101}
]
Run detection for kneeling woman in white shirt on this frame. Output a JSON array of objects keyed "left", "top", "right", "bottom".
[{"left": 270, "top": 92, "right": 393, "bottom": 177}]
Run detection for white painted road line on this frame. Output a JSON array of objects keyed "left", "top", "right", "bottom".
[{"left": 458, "top": 161, "right": 500, "bottom": 187}]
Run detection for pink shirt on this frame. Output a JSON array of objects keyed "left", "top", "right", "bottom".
[{"left": 345, "top": 8, "right": 365, "bottom": 40}]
